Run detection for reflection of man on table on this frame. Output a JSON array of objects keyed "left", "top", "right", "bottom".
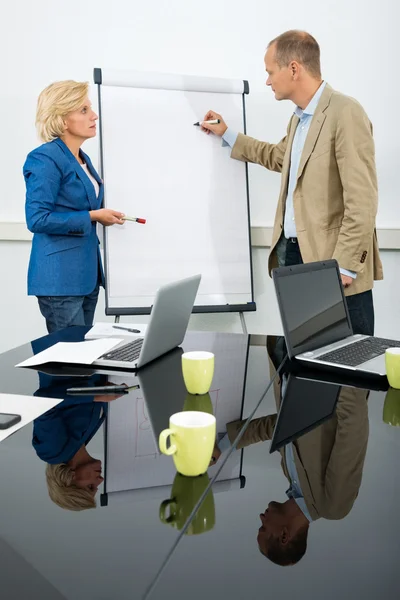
[{"left": 218, "top": 339, "right": 369, "bottom": 565}]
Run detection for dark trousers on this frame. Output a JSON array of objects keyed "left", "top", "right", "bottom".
[
  {"left": 37, "top": 284, "right": 100, "bottom": 334},
  {"left": 283, "top": 237, "right": 375, "bottom": 336}
]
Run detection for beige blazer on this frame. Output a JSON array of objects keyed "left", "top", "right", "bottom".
[
  {"left": 231, "top": 84, "right": 383, "bottom": 296},
  {"left": 226, "top": 340, "right": 369, "bottom": 520}
]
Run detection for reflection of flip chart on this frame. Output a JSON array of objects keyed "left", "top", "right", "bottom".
[
  {"left": 105, "top": 332, "right": 249, "bottom": 498},
  {"left": 104, "top": 478, "right": 243, "bottom": 506},
  {"left": 132, "top": 387, "right": 225, "bottom": 460}
]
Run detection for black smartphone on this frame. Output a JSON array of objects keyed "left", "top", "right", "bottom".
[{"left": 0, "top": 413, "right": 22, "bottom": 430}]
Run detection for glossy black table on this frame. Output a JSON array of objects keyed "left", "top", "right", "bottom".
[{"left": 0, "top": 328, "right": 399, "bottom": 600}]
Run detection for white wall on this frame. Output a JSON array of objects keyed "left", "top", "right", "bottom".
[
  {"left": 0, "top": 0, "right": 398, "bottom": 352},
  {"left": 0, "top": 0, "right": 396, "bottom": 224}
]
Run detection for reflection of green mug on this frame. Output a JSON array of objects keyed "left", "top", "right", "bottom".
[
  {"left": 383, "top": 387, "right": 400, "bottom": 426},
  {"left": 159, "top": 473, "right": 215, "bottom": 535},
  {"left": 183, "top": 392, "right": 213, "bottom": 415}
]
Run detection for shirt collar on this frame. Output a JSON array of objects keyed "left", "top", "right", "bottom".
[
  {"left": 294, "top": 496, "right": 314, "bottom": 522},
  {"left": 294, "top": 81, "right": 327, "bottom": 118}
]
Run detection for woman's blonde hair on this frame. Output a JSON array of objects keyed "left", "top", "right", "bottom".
[
  {"left": 36, "top": 80, "right": 89, "bottom": 143},
  {"left": 45, "top": 463, "right": 96, "bottom": 511}
]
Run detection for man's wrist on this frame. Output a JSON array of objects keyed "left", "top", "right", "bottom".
[
  {"left": 340, "top": 267, "right": 357, "bottom": 279},
  {"left": 222, "top": 128, "right": 239, "bottom": 148}
]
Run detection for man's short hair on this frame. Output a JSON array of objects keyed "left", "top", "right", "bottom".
[
  {"left": 268, "top": 30, "right": 321, "bottom": 79},
  {"left": 261, "top": 527, "right": 308, "bottom": 566}
]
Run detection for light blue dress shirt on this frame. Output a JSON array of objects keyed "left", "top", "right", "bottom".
[
  {"left": 217, "top": 377, "right": 313, "bottom": 522},
  {"left": 222, "top": 128, "right": 239, "bottom": 149},
  {"left": 222, "top": 83, "right": 356, "bottom": 279},
  {"left": 281, "top": 375, "right": 313, "bottom": 522},
  {"left": 217, "top": 431, "right": 230, "bottom": 452},
  {"left": 284, "top": 441, "right": 313, "bottom": 522},
  {"left": 284, "top": 82, "right": 327, "bottom": 239}
]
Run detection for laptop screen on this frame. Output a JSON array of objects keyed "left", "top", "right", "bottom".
[
  {"left": 270, "top": 375, "right": 341, "bottom": 453},
  {"left": 274, "top": 261, "right": 353, "bottom": 356}
]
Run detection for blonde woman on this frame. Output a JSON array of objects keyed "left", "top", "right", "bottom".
[{"left": 24, "top": 80, "right": 125, "bottom": 333}]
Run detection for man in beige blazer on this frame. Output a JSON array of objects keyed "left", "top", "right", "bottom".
[
  {"left": 201, "top": 30, "right": 383, "bottom": 336},
  {"left": 223, "top": 337, "right": 369, "bottom": 566}
]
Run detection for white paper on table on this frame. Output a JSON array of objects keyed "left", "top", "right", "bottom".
[
  {"left": 85, "top": 322, "right": 148, "bottom": 339},
  {"left": 15, "top": 338, "right": 123, "bottom": 368},
  {"left": 0, "top": 393, "right": 62, "bottom": 442}
]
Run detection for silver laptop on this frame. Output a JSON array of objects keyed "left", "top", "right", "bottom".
[
  {"left": 272, "top": 260, "right": 400, "bottom": 376},
  {"left": 93, "top": 274, "right": 201, "bottom": 369}
]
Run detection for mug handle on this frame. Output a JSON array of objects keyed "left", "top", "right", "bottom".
[
  {"left": 159, "top": 428, "right": 177, "bottom": 455},
  {"left": 159, "top": 498, "right": 177, "bottom": 524}
]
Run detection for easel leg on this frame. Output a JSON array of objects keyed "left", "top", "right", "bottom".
[{"left": 239, "top": 311, "right": 248, "bottom": 335}]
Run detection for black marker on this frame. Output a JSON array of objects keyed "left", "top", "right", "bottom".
[
  {"left": 112, "top": 325, "right": 141, "bottom": 333},
  {"left": 67, "top": 384, "right": 140, "bottom": 395},
  {"left": 193, "top": 119, "right": 220, "bottom": 126}
]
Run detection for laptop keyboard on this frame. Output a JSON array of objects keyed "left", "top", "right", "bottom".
[
  {"left": 100, "top": 339, "right": 144, "bottom": 363},
  {"left": 318, "top": 337, "right": 400, "bottom": 367}
]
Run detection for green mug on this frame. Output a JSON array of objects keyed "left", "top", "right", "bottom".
[
  {"left": 182, "top": 351, "right": 215, "bottom": 394},
  {"left": 383, "top": 387, "right": 400, "bottom": 427},
  {"left": 183, "top": 392, "right": 213, "bottom": 415},
  {"left": 159, "top": 473, "right": 215, "bottom": 535},
  {"left": 385, "top": 348, "right": 400, "bottom": 389},
  {"left": 159, "top": 411, "right": 216, "bottom": 476}
]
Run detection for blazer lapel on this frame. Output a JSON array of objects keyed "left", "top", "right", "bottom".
[
  {"left": 276, "top": 114, "right": 300, "bottom": 214},
  {"left": 54, "top": 139, "right": 101, "bottom": 210},
  {"left": 296, "top": 113, "right": 327, "bottom": 180},
  {"left": 82, "top": 151, "right": 104, "bottom": 209},
  {"left": 282, "top": 114, "right": 300, "bottom": 182},
  {"left": 97, "top": 183, "right": 104, "bottom": 209},
  {"left": 296, "top": 84, "right": 333, "bottom": 181},
  {"left": 77, "top": 166, "right": 98, "bottom": 210}
]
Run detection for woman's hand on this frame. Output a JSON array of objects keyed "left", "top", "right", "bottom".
[{"left": 90, "top": 209, "right": 125, "bottom": 226}]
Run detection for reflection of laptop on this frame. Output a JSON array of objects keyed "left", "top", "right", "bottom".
[
  {"left": 269, "top": 374, "right": 341, "bottom": 453},
  {"left": 273, "top": 260, "right": 400, "bottom": 376},
  {"left": 93, "top": 274, "right": 201, "bottom": 369},
  {"left": 136, "top": 347, "right": 187, "bottom": 450}
]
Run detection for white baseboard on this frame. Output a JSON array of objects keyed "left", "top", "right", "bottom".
[
  {"left": 250, "top": 225, "right": 400, "bottom": 250},
  {"left": 0, "top": 222, "right": 32, "bottom": 241},
  {"left": 1, "top": 222, "right": 400, "bottom": 250}
]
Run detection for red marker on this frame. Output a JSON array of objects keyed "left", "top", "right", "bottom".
[{"left": 123, "top": 216, "right": 146, "bottom": 224}]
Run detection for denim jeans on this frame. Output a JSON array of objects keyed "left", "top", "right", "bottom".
[
  {"left": 276, "top": 235, "right": 375, "bottom": 336},
  {"left": 37, "top": 284, "right": 100, "bottom": 334}
]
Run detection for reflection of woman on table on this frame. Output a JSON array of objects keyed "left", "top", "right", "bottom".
[{"left": 33, "top": 375, "right": 124, "bottom": 511}]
